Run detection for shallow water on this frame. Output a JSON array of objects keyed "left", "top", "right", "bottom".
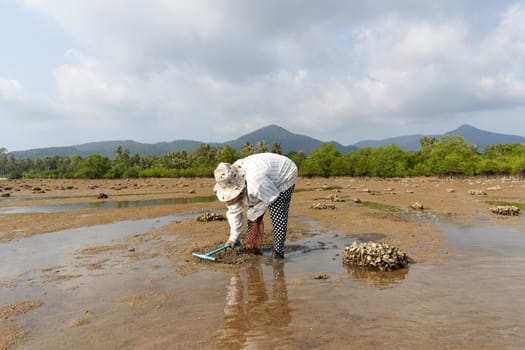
[
  {"left": 213, "top": 223, "right": 525, "bottom": 349},
  {"left": 0, "top": 213, "right": 199, "bottom": 283},
  {"left": 2, "top": 215, "right": 525, "bottom": 349},
  {"left": 0, "top": 196, "right": 216, "bottom": 214}
]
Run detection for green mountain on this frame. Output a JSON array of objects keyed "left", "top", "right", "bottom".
[
  {"left": 9, "top": 125, "right": 355, "bottom": 159},
  {"left": 354, "top": 124, "right": 525, "bottom": 151},
  {"left": 444, "top": 124, "right": 525, "bottom": 150},
  {"left": 11, "top": 140, "right": 214, "bottom": 159},
  {"left": 223, "top": 125, "right": 357, "bottom": 154},
  {"left": 9, "top": 124, "right": 524, "bottom": 159}
]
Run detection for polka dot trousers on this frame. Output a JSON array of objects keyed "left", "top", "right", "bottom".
[{"left": 268, "top": 185, "right": 295, "bottom": 255}]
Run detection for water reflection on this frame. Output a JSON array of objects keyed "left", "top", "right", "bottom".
[
  {"left": 216, "top": 261, "right": 292, "bottom": 349},
  {"left": 345, "top": 266, "right": 408, "bottom": 288}
]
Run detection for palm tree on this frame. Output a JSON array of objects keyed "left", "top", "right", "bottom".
[
  {"left": 241, "top": 142, "right": 255, "bottom": 157},
  {"left": 255, "top": 140, "right": 269, "bottom": 153},
  {"left": 271, "top": 141, "right": 282, "bottom": 154}
]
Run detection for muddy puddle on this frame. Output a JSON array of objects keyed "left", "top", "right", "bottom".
[
  {"left": 0, "top": 213, "right": 201, "bottom": 284},
  {"left": 2, "top": 213, "right": 525, "bottom": 349},
  {"left": 0, "top": 196, "right": 216, "bottom": 214}
]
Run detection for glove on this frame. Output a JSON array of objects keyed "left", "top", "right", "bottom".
[{"left": 225, "top": 240, "right": 237, "bottom": 249}]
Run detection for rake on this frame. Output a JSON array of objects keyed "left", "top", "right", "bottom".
[{"left": 192, "top": 240, "right": 240, "bottom": 261}]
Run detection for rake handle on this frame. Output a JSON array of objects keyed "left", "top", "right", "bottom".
[{"left": 204, "top": 243, "right": 232, "bottom": 256}]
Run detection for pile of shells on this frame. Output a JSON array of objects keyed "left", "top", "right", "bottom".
[
  {"left": 489, "top": 206, "right": 520, "bottom": 216},
  {"left": 326, "top": 193, "right": 345, "bottom": 202},
  {"left": 197, "top": 211, "right": 226, "bottom": 222},
  {"left": 409, "top": 202, "right": 424, "bottom": 210},
  {"left": 311, "top": 202, "right": 335, "bottom": 210},
  {"left": 343, "top": 241, "right": 410, "bottom": 271},
  {"left": 469, "top": 189, "right": 487, "bottom": 196}
]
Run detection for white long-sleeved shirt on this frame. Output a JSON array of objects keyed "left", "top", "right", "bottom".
[{"left": 225, "top": 153, "right": 298, "bottom": 242}]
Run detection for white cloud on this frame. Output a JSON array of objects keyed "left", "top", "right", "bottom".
[
  {"left": 0, "top": 78, "right": 23, "bottom": 100},
  {"left": 5, "top": 0, "right": 525, "bottom": 149}
]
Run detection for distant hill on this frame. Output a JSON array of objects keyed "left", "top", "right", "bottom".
[
  {"left": 354, "top": 124, "right": 525, "bottom": 152},
  {"left": 354, "top": 133, "right": 430, "bottom": 152},
  {"left": 9, "top": 125, "right": 356, "bottom": 159},
  {"left": 444, "top": 124, "right": 525, "bottom": 150},
  {"left": 12, "top": 139, "right": 216, "bottom": 159},
  {"left": 8, "top": 124, "right": 525, "bottom": 158},
  {"left": 223, "top": 125, "right": 357, "bottom": 154}
]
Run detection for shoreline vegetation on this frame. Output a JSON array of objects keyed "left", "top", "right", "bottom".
[{"left": 1, "top": 135, "right": 525, "bottom": 180}]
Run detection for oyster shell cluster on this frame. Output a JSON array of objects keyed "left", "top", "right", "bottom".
[
  {"left": 489, "top": 205, "right": 520, "bottom": 216},
  {"left": 343, "top": 241, "right": 410, "bottom": 271},
  {"left": 409, "top": 202, "right": 424, "bottom": 210},
  {"left": 326, "top": 193, "right": 345, "bottom": 202},
  {"left": 469, "top": 189, "right": 487, "bottom": 196},
  {"left": 311, "top": 202, "right": 335, "bottom": 210},
  {"left": 196, "top": 211, "right": 226, "bottom": 222}
]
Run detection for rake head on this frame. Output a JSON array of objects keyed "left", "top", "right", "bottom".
[{"left": 192, "top": 240, "right": 240, "bottom": 261}]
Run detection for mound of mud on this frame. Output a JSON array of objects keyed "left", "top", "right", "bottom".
[
  {"left": 343, "top": 241, "right": 411, "bottom": 271},
  {"left": 191, "top": 243, "right": 259, "bottom": 266}
]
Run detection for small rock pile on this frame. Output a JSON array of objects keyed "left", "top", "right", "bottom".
[
  {"left": 343, "top": 241, "right": 410, "bottom": 271},
  {"left": 489, "top": 206, "right": 520, "bottom": 216},
  {"left": 197, "top": 211, "right": 226, "bottom": 222}
]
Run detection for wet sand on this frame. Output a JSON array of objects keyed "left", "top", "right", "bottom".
[{"left": 1, "top": 176, "right": 524, "bottom": 349}]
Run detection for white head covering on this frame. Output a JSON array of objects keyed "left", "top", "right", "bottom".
[{"left": 213, "top": 162, "right": 246, "bottom": 202}]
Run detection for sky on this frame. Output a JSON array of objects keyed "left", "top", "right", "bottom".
[{"left": 2, "top": 0, "right": 525, "bottom": 152}]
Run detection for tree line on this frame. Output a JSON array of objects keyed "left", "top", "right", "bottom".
[{"left": 1, "top": 136, "right": 524, "bottom": 179}]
